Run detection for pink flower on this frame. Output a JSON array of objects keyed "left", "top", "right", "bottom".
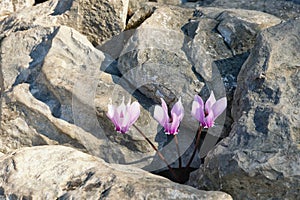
[
  {"left": 107, "top": 97, "right": 140, "bottom": 134},
  {"left": 191, "top": 91, "right": 227, "bottom": 128},
  {"left": 154, "top": 98, "right": 184, "bottom": 135}
]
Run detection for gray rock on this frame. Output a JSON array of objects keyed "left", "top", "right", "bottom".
[
  {"left": 0, "top": 0, "right": 34, "bottom": 20},
  {"left": 188, "top": 19, "right": 300, "bottom": 199},
  {"left": 0, "top": 24, "right": 162, "bottom": 169},
  {"left": 128, "top": 0, "right": 181, "bottom": 16},
  {"left": 157, "top": 0, "right": 182, "bottom": 5},
  {"left": 126, "top": 3, "right": 156, "bottom": 30},
  {"left": 116, "top": 5, "right": 281, "bottom": 164},
  {"left": 1, "top": 1, "right": 295, "bottom": 197},
  {"left": 196, "top": 0, "right": 300, "bottom": 20},
  {"left": 118, "top": 5, "right": 205, "bottom": 168},
  {"left": 0, "top": 0, "right": 129, "bottom": 46},
  {"left": 55, "top": 0, "right": 129, "bottom": 46},
  {"left": 128, "top": 0, "right": 149, "bottom": 16},
  {"left": 3, "top": 82, "right": 158, "bottom": 168},
  {"left": 0, "top": 145, "right": 232, "bottom": 199},
  {"left": 188, "top": 7, "right": 281, "bottom": 141}
]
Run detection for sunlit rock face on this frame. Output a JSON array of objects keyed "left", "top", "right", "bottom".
[
  {"left": 0, "top": 0, "right": 299, "bottom": 199},
  {"left": 188, "top": 18, "right": 300, "bottom": 200}
]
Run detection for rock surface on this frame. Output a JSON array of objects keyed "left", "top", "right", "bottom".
[
  {"left": 188, "top": 18, "right": 300, "bottom": 199},
  {"left": 0, "top": 0, "right": 128, "bottom": 46},
  {"left": 0, "top": 145, "right": 233, "bottom": 199},
  {"left": 116, "top": 4, "right": 281, "bottom": 161},
  {"left": 0, "top": 0, "right": 34, "bottom": 20},
  {"left": 195, "top": 0, "right": 300, "bottom": 20},
  {"left": 1, "top": 0, "right": 299, "bottom": 199},
  {"left": 55, "top": 0, "right": 129, "bottom": 46},
  {"left": 0, "top": 24, "right": 161, "bottom": 169}
]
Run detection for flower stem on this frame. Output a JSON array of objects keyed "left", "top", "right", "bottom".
[
  {"left": 132, "top": 124, "right": 180, "bottom": 182},
  {"left": 174, "top": 134, "right": 182, "bottom": 168},
  {"left": 186, "top": 125, "right": 203, "bottom": 169}
]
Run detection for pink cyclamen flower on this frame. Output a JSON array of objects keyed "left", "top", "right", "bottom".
[
  {"left": 191, "top": 91, "right": 227, "bottom": 128},
  {"left": 154, "top": 97, "right": 184, "bottom": 135},
  {"left": 107, "top": 97, "right": 140, "bottom": 134}
]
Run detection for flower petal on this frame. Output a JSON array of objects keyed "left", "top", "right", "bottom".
[
  {"left": 191, "top": 101, "right": 201, "bottom": 121},
  {"left": 169, "top": 113, "right": 180, "bottom": 135},
  {"left": 117, "top": 98, "right": 126, "bottom": 117},
  {"left": 205, "top": 91, "right": 216, "bottom": 114},
  {"left": 154, "top": 105, "right": 167, "bottom": 127},
  {"left": 121, "top": 113, "right": 131, "bottom": 133},
  {"left": 212, "top": 97, "right": 227, "bottom": 120},
  {"left": 107, "top": 97, "right": 141, "bottom": 134},
  {"left": 204, "top": 110, "right": 215, "bottom": 128},
  {"left": 171, "top": 97, "right": 184, "bottom": 121},
  {"left": 128, "top": 101, "right": 140, "bottom": 125},
  {"left": 161, "top": 98, "right": 170, "bottom": 121},
  {"left": 191, "top": 95, "right": 205, "bottom": 123},
  {"left": 107, "top": 103, "right": 115, "bottom": 119}
]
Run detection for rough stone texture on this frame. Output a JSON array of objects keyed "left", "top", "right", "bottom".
[
  {"left": 118, "top": 5, "right": 206, "bottom": 168},
  {"left": 0, "top": 0, "right": 34, "bottom": 20},
  {"left": 196, "top": 0, "right": 300, "bottom": 20},
  {"left": 0, "top": 0, "right": 129, "bottom": 46},
  {"left": 1, "top": 0, "right": 298, "bottom": 198},
  {"left": 128, "top": 0, "right": 181, "bottom": 16},
  {"left": 55, "top": 0, "right": 129, "bottom": 46},
  {"left": 185, "top": 7, "right": 281, "bottom": 140},
  {"left": 188, "top": 19, "right": 300, "bottom": 199},
  {"left": 0, "top": 145, "right": 233, "bottom": 199},
  {"left": 157, "top": 0, "right": 181, "bottom": 5},
  {"left": 128, "top": 0, "right": 149, "bottom": 16},
  {"left": 116, "top": 4, "right": 281, "bottom": 163},
  {"left": 0, "top": 24, "right": 163, "bottom": 169},
  {"left": 126, "top": 3, "right": 156, "bottom": 29},
  {"left": 0, "top": 1, "right": 55, "bottom": 38},
  {"left": 2, "top": 81, "right": 160, "bottom": 169}
]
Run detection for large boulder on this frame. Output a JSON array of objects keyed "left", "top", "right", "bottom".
[
  {"left": 0, "top": 0, "right": 294, "bottom": 192},
  {"left": 188, "top": 19, "right": 300, "bottom": 199},
  {"left": 115, "top": 4, "right": 281, "bottom": 165},
  {"left": 195, "top": 0, "right": 300, "bottom": 20},
  {"left": 0, "top": 24, "right": 162, "bottom": 169},
  {"left": 0, "top": 0, "right": 129, "bottom": 46},
  {"left": 0, "top": 145, "right": 233, "bottom": 199},
  {"left": 54, "top": 0, "right": 129, "bottom": 45},
  {"left": 0, "top": 0, "right": 34, "bottom": 20}
]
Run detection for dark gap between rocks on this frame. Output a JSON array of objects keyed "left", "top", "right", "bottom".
[
  {"left": 0, "top": 35, "right": 5, "bottom": 129},
  {"left": 34, "top": 0, "right": 48, "bottom": 5},
  {"left": 151, "top": 130, "right": 208, "bottom": 184}
]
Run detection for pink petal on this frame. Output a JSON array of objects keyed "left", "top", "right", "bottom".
[
  {"left": 107, "top": 104, "right": 120, "bottom": 128},
  {"left": 114, "top": 112, "right": 123, "bottom": 130},
  {"left": 171, "top": 97, "right": 184, "bottom": 121},
  {"left": 117, "top": 98, "right": 126, "bottom": 117},
  {"left": 161, "top": 98, "right": 170, "bottom": 121},
  {"left": 205, "top": 91, "right": 216, "bottom": 114},
  {"left": 107, "top": 104, "right": 115, "bottom": 119},
  {"left": 120, "top": 114, "right": 130, "bottom": 133},
  {"left": 191, "top": 101, "right": 201, "bottom": 122},
  {"left": 204, "top": 111, "right": 215, "bottom": 128},
  {"left": 212, "top": 97, "right": 227, "bottom": 120},
  {"left": 154, "top": 105, "right": 167, "bottom": 127},
  {"left": 169, "top": 113, "right": 180, "bottom": 135},
  {"left": 191, "top": 95, "right": 205, "bottom": 123},
  {"left": 194, "top": 95, "right": 204, "bottom": 107},
  {"left": 128, "top": 101, "right": 140, "bottom": 125}
]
